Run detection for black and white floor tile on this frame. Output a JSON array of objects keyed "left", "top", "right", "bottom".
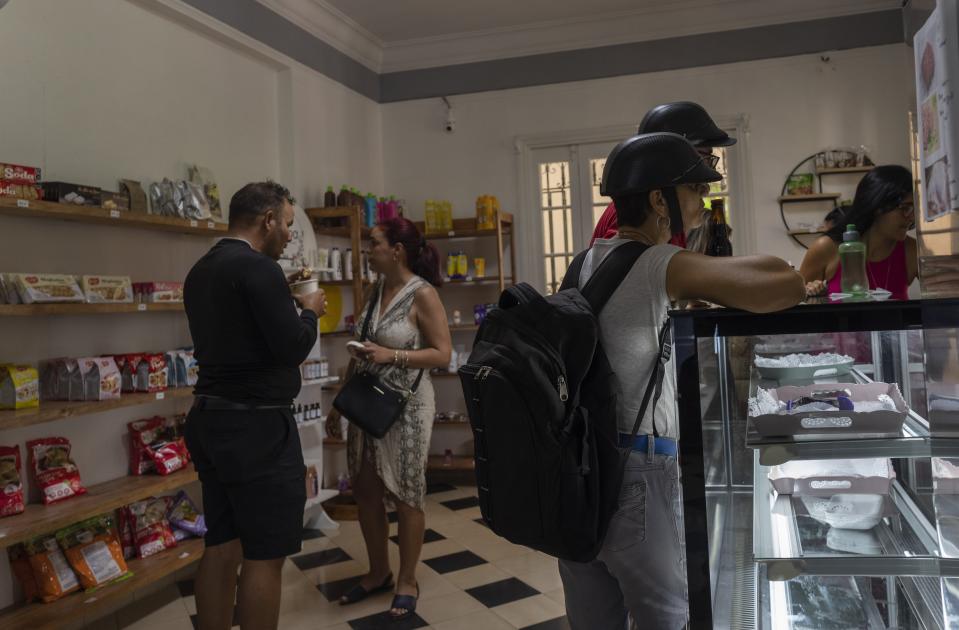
[{"left": 87, "top": 486, "right": 570, "bottom": 629}]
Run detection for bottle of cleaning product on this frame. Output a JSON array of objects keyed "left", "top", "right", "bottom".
[
  {"left": 387, "top": 196, "right": 399, "bottom": 221},
  {"left": 364, "top": 194, "right": 377, "bottom": 227},
  {"left": 839, "top": 223, "right": 868, "bottom": 297}
]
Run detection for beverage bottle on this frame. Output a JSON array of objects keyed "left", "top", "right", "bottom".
[
  {"left": 705, "top": 199, "right": 733, "bottom": 257},
  {"left": 387, "top": 196, "right": 399, "bottom": 221},
  {"left": 839, "top": 224, "right": 868, "bottom": 296},
  {"left": 330, "top": 247, "right": 343, "bottom": 281},
  {"left": 324, "top": 186, "right": 336, "bottom": 208},
  {"left": 345, "top": 248, "right": 353, "bottom": 280},
  {"left": 364, "top": 194, "right": 377, "bottom": 227},
  {"left": 425, "top": 200, "right": 436, "bottom": 233},
  {"left": 377, "top": 197, "right": 387, "bottom": 223}
]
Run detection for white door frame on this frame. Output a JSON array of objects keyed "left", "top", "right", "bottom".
[{"left": 514, "top": 116, "right": 753, "bottom": 290}]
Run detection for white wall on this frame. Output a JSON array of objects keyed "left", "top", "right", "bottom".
[
  {"left": 382, "top": 44, "right": 916, "bottom": 282},
  {"left": 0, "top": 0, "right": 381, "bottom": 613}
]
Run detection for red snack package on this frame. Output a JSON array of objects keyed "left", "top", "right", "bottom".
[
  {"left": 127, "top": 497, "right": 177, "bottom": 558},
  {"left": 27, "top": 437, "right": 86, "bottom": 505},
  {"left": 128, "top": 416, "right": 189, "bottom": 476},
  {"left": 0, "top": 445, "right": 25, "bottom": 517},
  {"left": 116, "top": 507, "right": 136, "bottom": 560},
  {"left": 146, "top": 354, "right": 168, "bottom": 393},
  {"left": 8, "top": 544, "right": 40, "bottom": 603},
  {"left": 0, "top": 162, "right": 42, "bottom": 185}
]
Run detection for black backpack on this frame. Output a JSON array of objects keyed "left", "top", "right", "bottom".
[{"left": 458, "top": 241, "right": 671, "bottom": 562}]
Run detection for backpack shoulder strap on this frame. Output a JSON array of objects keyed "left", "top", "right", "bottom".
[
  {"left": 576, "top": 241, "right": 650, "bottom": 314},
  {"left": 558, "top": 250, "right": 588, "bottom": 293}
]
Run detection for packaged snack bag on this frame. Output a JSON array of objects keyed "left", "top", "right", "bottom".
[
  {"left": 8, "top": 544, "right": 40, "bottom": 603},
  {"left": 0, "top": 364, "right": 39, "bottom": 410},
  {"left": 127, "top": 496, "right": 177, "bottom": 558},
  {"left": 146, "top": 354, "right": 168, "bottom": 392},
  {"left": 77, "top": 357, "right": 121, "bottom": 401},
  {"left": 0, "top": 445, "right": 25, "bottom": 517},
  {"left": 128, "top": 416, "right": 189, "bottom": 476},
  {"left": 167, "top": 490, "right": 206, "bottom": 537},
  {"left": 116, "top": 507, "right": 136, "bottom": 560},
  {"left": 27, "top": 437, "right": 86, "bottom": 504},
  {"left": 81, "top": 276, "right": 134, "bottom": 304},
  {"left": 57, "top": 515, "right": 131, "bottom": 590},
  {"left": 12, "top": 273, "right": 84, "bottom": 304},
  {"left": 24, "top": 535, "right": 80, "bottom": 602}
]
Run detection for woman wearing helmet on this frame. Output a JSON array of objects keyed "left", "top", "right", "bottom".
[{"left": 559, "top": 132, "right": 805, "bottom": 630}]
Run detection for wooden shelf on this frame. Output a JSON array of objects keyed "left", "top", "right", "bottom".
[
  {"left": 0, "top": 303, "right": 183, "bottom": 317},
  {"left": 0, "top": 388, "right": 193, "bottom": 432},
  {"left": 415, "top": 215, "right": 514, "bottom": 240},
  {"left": 787, "top": 229, "right": 827, "bottom": 236},
  {"left": 442, "top": 278, "right": 511, "bottom": 287},
  {"left": 816, "top": 166, "right": 873, "bottom": 175},
  {"left": 323, "top": 438, "right": 346, "bottom": 447},
  {"left": 434, "top": 420, "right": 471, "bottom": 426},
  {"left": 0, "top": 467, "right": 198, "bottom": 549},
  {"left": 427, "top": 455, "right": 474, "bottom": 471},
  {"left": 319, "top": 279, "right": 369, "bottom": 287},
  {"left": 0, "top": 197, "right": 226, "bottom": 237},
  {"left": 449, "top": 324, "right": 479, "bottom": 332},
  {"left": 305, "top": 207, "right": 371, "bottom": 239},
  {"left": 778, "top": 193, "right": 841, "bottom": 203},
  {"left": 431, "top": 372, "right": 460, "bottom": 379},
  {"left": 0, "top": 538, "right": 204, "bottom": 630}
]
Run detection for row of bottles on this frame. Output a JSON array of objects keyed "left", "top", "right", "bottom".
[
  {"left": 317, "top": 247, "right": 376, "bottom": 282},
  {"left": 294, "top": 402, "right": 322, "bottom": 424},
  {"left": 323, "top": 186, "right": 404, "bottom": 228}
]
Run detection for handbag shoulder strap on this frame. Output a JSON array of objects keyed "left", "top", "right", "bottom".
[{"left": 358, "top": 283, "right": 381, "bottom": 342}]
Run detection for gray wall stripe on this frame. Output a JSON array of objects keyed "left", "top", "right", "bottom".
[
  {"left": 180, "top": 0, "right": 380, "bottom": 100},
  {"left": 178, "top": 3, "right": 903, "bottom": 104},
  {"left": 379, "top": 10, "right": 905, "bottom": 102}
]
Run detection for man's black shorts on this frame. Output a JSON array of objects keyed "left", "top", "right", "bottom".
[{"left": 184, "top": 406, "right": 306, "bottom": 560}]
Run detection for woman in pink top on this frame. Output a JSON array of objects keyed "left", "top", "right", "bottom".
[{"left": 801, "top": 165, "right": 918, "bottom": 300}]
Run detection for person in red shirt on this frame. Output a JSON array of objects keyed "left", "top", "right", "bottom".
[{"left": 590, "top": 102, "right": 736, "bottom": 248}]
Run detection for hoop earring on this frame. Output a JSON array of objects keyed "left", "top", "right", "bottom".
[{"left": 656, "top": 215, "right": 671, "bottom": 233}]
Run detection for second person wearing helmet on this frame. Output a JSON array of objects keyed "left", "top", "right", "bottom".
[
  {"left": 590, "top": 101, "right": 736, "bottom": 248},
  {"left": 558, "top": 132, "right": 805, "bottom": 630}
]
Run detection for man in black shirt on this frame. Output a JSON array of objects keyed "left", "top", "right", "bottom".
[{"left": 184, "top": 181, "right": 326, "bottom": 630}]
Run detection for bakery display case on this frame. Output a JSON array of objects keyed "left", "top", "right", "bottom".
[{"left": 671, "top": 298, "right": 959, "bottom": 629}]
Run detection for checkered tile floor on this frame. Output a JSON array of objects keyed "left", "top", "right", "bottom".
[{"left": 87, "top": 484, "right": 571, "bottom": 629}]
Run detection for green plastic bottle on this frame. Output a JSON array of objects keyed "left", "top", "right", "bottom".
[{"left": 839, "top": 223, "right": 868, "bottom": 297}]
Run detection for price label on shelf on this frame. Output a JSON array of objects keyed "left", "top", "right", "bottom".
[
  {"left": 110, "top": 210, "right": 120, "bottom": 219},
  {"left": 137, "top": 304, "right": 147, "bottom": 312},
  {"left": 155, "top": 392, "right": 165, "bottom": 400},
  {"left": 189, "top": 220, "right": 198, "bottom": 228},
  {"left": 16, "top": 199, "right": 29, "bottom": 208},
  {"left": 207, "top": 221, "right": 215, "bottom": 229},
  {"left": 448, "top": 231, "right": 455, "bottom": 237}
]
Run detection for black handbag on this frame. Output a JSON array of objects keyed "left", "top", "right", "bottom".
[{"left": 332, "top": 286, "right": 424, "bottom": 439}]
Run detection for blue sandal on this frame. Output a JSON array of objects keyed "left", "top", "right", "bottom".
[
  {"left": 389, "top": 583, "right": 419, "bottom": 621},
  {"left": 340, "top": 573, "right": 394, "bottom": 606}
]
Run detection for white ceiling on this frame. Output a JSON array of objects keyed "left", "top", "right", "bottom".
[
  {"left": 258, "top": 0, "right": 902, "bottom": 72},
  {"left": 321, "top": 0, "right": 667, "bottom": 43}
]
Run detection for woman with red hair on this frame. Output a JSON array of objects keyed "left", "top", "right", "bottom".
[{"left": 328, "top": 217, "right": 451, "bottom": 620}]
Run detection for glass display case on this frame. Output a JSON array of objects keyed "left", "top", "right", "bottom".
[{"left": 671, "top": 298, "right": 959, "bottom": 629}]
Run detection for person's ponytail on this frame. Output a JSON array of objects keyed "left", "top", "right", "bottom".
[{"left": 378, "top": 217, "right": 443, "bottom": 287}]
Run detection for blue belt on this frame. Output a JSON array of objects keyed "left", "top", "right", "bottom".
[{"left": 618, "top": 433, "right": 678, "bottom": 457}]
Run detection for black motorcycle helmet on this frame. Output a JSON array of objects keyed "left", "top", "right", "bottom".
[
  {"left": 638, "top": 101, "right": 736, "bottom": 148},
  {"left": 601, "top": 132, "right": 723, "bottom": 237}
]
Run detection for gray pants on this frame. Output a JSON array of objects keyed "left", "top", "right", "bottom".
[{"left": 559, "top": 452, "right": 689, "bottom": 630}]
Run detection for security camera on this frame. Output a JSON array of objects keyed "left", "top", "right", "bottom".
[{"left": 442, "top": 96, "right": 455, "bottom": 133}]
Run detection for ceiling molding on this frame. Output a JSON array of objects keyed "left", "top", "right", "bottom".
[
  {"left": 379, "top": 0, "right": 901, "bottom": 72},
  {"left": 256, "top": 0, "right": 384, "bottom": 71}
]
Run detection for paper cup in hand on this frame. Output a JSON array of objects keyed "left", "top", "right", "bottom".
[{"left": 290, "top": 278, "right": 320, "bottom": 297}]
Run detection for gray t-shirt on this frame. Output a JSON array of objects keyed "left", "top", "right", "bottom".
[{"left": 579, "top": 238, "right": 681, "bottom": 438}]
